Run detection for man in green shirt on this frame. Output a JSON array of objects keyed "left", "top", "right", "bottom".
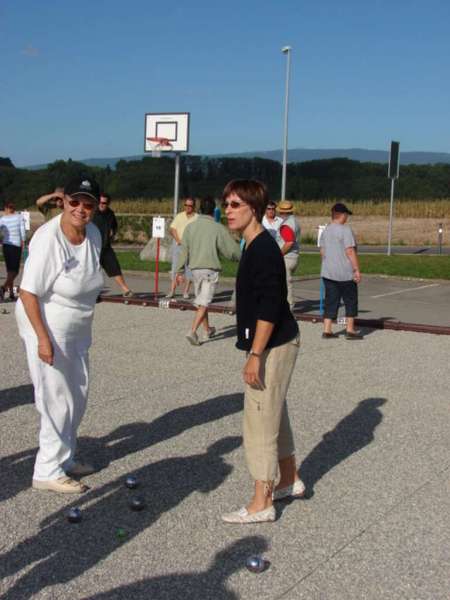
[{"left": 176, "top": 196, "right": 240, "bottom": 345}]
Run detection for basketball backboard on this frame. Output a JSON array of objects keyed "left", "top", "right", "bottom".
[{"left": 144, "top": 112, "right": 190, "bottom": 153}]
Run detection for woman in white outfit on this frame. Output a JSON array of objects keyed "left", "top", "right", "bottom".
[{"left": 15, "top": 176, "right": 104, "bottom": 494}]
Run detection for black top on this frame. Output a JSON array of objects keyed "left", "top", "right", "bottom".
[
  {"left": 92, "top": 208, "right": 118, "bottom": 249},
  {"left": 235, "top": 229, "right": 299, "bottom": 351}
]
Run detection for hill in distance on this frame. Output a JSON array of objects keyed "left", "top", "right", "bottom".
[{"left": 25, "top": 147, "right": 450, "bottom": 170}]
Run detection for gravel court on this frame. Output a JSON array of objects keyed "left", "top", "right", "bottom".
[{"left": 1, "top": 303, "right": 449, "bottom": 599}]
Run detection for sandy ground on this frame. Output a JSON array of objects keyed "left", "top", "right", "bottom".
[{"left": 1, "top": 304, "right": 449, "bottom": 599}]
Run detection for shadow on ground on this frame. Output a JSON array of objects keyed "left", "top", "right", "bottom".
[
  {"left": 0, "top": 436, "right": 241, "bottom": 599},
  {"left": 0, "top": 393, "right": 243, "bottom": 504},
  {"left": 84, "top": 536, "right": 269, "bottom": 600},
  {"left": 0, "top": 384, "right": 34, "bottom": 414},
  {"left": 279, "top": 397, "right": 387, "bottom": 512}
]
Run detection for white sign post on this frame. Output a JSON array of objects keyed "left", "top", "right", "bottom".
[{"left": 152, "top": 217, "right": 166, "bottom": 297}]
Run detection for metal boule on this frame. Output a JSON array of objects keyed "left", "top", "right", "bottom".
[
  {"left": 245, "top": 555, "right": 269, "bottom": 573},
  {"left": 129, "top": 496, "right": 145, "bottom": 511},
  {"left": 67, "top": 507, "right": 82, "bottom": 523},
  {"left": 125, "top": 476, "right": 138, "bottom": 489}
]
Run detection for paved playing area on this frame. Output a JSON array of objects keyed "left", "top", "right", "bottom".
[
  {"left": 98, "top": 270, "right": 450, "bottom": 327},
  {"left": 1, "top": 303, "right": 449, "bottom": 599}
]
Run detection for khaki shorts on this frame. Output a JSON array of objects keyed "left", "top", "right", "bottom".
[{"left": 192, "top": 269, "right": 219, "bottom": 307}]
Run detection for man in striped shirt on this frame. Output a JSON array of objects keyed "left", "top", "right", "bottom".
[{"left": 0, "top": 202, "right": 26, "bottom": 300}]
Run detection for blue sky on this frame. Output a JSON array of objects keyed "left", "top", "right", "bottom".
[{"left": 2, "top": 0, "right": 450, "bottom": 166}]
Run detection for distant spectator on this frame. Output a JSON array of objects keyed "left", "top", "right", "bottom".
[
  {"left": 319, "top": 202, "right": 363, "bottom": 340},
  {"left": 92, "top": 194, "right": 133, "bottom": 297},
  {"left": 213, "top": 200, "right": 222, "bottom": 223},
  {"left": 0, "top": 202, "right": 26, "bottom": 300},
  {"left": 166, "top": 198, "right": 198, "bottom": 299},
  {"left": 276, "top": 201, "right": 300, "bottom": 309},
  {"left": 262, "top": 201, "right": 283, "bottom": 239},
  {"left": 36, "top": 187, "right": 64, "bottom": 221},
  {"left": 176, "top": 196, "right": 241, "bottom": 346}
]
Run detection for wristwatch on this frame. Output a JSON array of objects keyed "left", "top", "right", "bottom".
[{"left": 249, "top": 350, "right": 262, "bottom": 357}]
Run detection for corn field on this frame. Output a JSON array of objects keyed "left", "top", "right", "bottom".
[{"left": 107, "top": 198, "right": 450, "bottom": 218}]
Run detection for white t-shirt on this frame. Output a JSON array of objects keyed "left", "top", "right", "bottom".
[
  {"left": 262, "top": 215, "right": 283, "bottom": 239},
  {"left": 16, "top": 215, "right": 103, "bottom": 343}
]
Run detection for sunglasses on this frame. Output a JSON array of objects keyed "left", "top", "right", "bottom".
[
  {"left": 184, "top": 204, "right": 194, "bottom": 208},
  {"left": 68, "top": 198, "right": 95, "bottom": 211},
  {"left": 99, "top": 201, "right": 109, "bottom": 205},
  {"left": 223, "top": 200, "right": 246, "bottom": 209}
]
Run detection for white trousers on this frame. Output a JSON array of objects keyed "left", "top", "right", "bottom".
[{"left": 21, "top": 334, "right": 90, "bottom": 481}]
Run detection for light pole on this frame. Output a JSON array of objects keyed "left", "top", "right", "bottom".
[{"left": 281, "top": 45, "right": 292, "bottom": 201}]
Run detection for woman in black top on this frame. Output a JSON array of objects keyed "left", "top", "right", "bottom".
[{"left": 221, "top": 179, "right": 304, "bottom": 524}]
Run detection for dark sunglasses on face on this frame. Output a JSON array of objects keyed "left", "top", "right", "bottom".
[
  {"left": 223, "top": 200, "right": 246, "bottom": 209},
  {"left": 185, "top": 203, "right": 194, "bottom": 208},
  {"left": 68, "top": 198, "right": 95, "bottom": 211},
  {"left": 99, "top": 201, "right": 109, "bottom": 205}
]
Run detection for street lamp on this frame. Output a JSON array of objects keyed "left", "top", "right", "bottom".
[{"left": 281, "top": 45, "right": 292, "bottom": 201}]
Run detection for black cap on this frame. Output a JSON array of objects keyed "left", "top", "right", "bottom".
[
  {"left": 331, "top": 202, "right": 352, "bottom": 215},
  {"left": 64, "top": 176, "right": 100, "bottom": 202}
]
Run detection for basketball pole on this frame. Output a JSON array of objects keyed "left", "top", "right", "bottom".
[{"left": 173, "top": 153, "right": 180, "bottom": 218}]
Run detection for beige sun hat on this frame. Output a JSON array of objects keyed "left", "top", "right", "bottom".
[{"left": 278, "top": 200, "right": 294, "bottom": 214}]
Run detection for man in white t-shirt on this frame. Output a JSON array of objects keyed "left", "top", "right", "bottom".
[
  {"left": 166, "top": 197, "right": 198, "bottom": 299},
  {"left": 262, "top": 201, "right": 283, "bottom": 239}
]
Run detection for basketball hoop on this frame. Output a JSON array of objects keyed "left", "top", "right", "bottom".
[{"left": 146, "top": 136, "right": 173, "bottom": 158}]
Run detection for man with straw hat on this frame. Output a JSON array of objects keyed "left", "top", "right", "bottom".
[{"left": 276, "top": 200, "right": 300, "bottom": 309}]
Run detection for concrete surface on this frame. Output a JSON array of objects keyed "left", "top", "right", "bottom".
[
  {"left": 1, "top": 302, "right": 449, "bottom": 599},
  {"left": 97, "top": 270, "right": 450, "bottom": 328}
]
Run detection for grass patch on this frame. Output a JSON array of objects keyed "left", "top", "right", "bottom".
[{"left": 114, "top": 251, "right": 450, "bottom": 280}]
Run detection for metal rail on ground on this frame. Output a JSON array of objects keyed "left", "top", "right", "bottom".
[{"left": 99, "top": 293, "right": 450, "bottom": 336}]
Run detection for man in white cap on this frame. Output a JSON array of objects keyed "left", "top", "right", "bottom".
[{"left": 276, "top": 200, "right": 300, "bottom": 309}]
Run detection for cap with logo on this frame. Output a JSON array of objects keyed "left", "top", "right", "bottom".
[
  {"left": 64, "top": 176, "right": 100, "bottom": 202},
  {"left": 331, "top": 202, "right": 352, "bottom": 215}
]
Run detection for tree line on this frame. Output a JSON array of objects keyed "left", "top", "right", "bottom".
[{"left": 1, "top": 155, "right": 449, "bottom": 210}]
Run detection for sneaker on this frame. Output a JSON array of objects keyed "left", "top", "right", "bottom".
[
  {"left": 345, "top": 331, "right": 363, "bottom": 340},
  {"left": 322, "top": 332, "right": 338, "bottom": 339},
  {"left": 165, "top": 292, "right": 175, "bottom": 299},
  {"left": 221, "top": 506, "right": 276, "bottom": 524},
  {"left": 32, "top": 476, "right": 89, "bottom": 494},
  {"left": 273, "top": 479, "right": 305, "bottom": 501},
  {"left": 66, "top": 462, "right": 95, "bottom": 477},
  {"left": 182, "top": 293, "right": 190, "bottom": 300},
  {"left": 206, "top": 326, "right": 216, "bottom": 339},
  {"left": 122, "top": 290, "right": 134, "bottom": 298},
  {"left": 186, "top": 331, "right": 201, "bottom": 346}
]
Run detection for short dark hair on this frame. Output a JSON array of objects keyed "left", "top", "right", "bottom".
[
  {"left": 4, "top": 202, "right": 15, "bottom": 211},
  {"left": 222, "top": 179, "right": 269, "bottom": 222},
  {"left": 200, "top": 196, "right": 215, "bottom": 216},
  {"left": 100, "top": 193, "right": 111, "bottom": 202}
]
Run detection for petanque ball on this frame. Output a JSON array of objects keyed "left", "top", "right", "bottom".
[
  {"left": 245, "top": 555, "right": 269, "bottom": 573},
  {"left": 129, "top": 496, "right": 145, "bottom": 511},
  {"left": 67, "top": 507, "right": 82, "bottom": 523},
  {"left": 125, "top": 476, "right": 138, "bottom": 489}
]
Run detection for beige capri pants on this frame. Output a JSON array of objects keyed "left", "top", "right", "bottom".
[{"left": 243, "top": 334, "right": 300, "bottom": 484}]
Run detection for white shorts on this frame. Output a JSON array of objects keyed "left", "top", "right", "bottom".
[{"left": 192, "top": 269, "right": 219, "bottom": 307}]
